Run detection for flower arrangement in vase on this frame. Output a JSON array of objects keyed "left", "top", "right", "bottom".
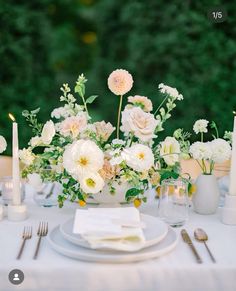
[
  {"left": 188, "top": 119, "right": 231, "bottom": 214},
  {"left": 20, "top": 69, "right": 191, "bottom": 207}
]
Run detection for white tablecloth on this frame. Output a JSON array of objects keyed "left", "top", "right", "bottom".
[{"left": 0, "top": 190, "right": 236, "bottom": 291}]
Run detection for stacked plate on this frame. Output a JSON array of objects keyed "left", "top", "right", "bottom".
[{"left": 47, "top": 214, "right": 178, "bottom": 263}]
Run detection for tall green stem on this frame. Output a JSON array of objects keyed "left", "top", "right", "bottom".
[
  {"left": 201, "top": 132, "right": 203, "bottom": 142},
  {"left": 81, "top": 95, "right": 89, "bottom": 116},
  {"left": 116, "top": 95, "right": 123, "bottom": 139},
  {"left": 154, "top": 95, "right": 169, "bottom": 116}
]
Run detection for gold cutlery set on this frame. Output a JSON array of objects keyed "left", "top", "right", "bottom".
[
  {"left": 181, "top": 229, "right": 216, "bottom": 264},
  {"left": 16, "top": 222, "right": 48, "bottom": 260}
]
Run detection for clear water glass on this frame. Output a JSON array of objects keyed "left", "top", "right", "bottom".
[
  {"left": 33, "top": 181, "right": 62, "bottom": 207},
  {"left": 158, "top": 179, "right": 189, "bottom": 227},
  {"left": 0, "top": 176, "right": 25, "bottom": 205}
]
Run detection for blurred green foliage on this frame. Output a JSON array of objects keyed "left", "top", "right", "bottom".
[{"left": 1, "top": 0, "right": 236, "bottom": 155}]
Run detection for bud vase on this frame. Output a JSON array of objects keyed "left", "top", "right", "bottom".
[{"left": 192, "top": 174, "right": 220, "bottom": 214}]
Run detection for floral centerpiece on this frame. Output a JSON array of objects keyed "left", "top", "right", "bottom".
[{"left": 20, "top": 69, "right": 190, "bottom": 207}]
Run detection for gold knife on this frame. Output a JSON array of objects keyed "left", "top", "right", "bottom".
[{"left": 181, "top": 229, "right": 203, "bottom": 264}]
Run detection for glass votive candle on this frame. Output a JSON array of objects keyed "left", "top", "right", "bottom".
[{"left": 0, "top": 176, "right": 25, "bottom": 206}]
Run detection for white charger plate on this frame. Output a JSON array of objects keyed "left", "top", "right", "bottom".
[
  {"left": 59, "top": 214, "right": 168, "bottom": 251},
  {"left": 48, "top": 226, "right": 178, "bottom": 263}
]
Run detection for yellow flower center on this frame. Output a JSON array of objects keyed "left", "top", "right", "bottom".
[
  {"left": 138, "top": 152, "right": 145, "bottom": 160},
  {"left": 78, "top": 157, "right": 88, "bottom": 167},
  {"left": 86, "top": 178, "right": 96, "bottom": 188}
]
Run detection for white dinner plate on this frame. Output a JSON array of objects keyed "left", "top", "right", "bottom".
[
  {"left": 48, "top": 225, "right": 178, "bottom": 263},
  {"left": 59, "top": 214, "right": 168, "bottom": 251}
]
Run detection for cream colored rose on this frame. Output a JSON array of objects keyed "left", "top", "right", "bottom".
[
  {"left": 121, "top": 107, "right": 159, "bottom": 141},
  {"left": 128, "top": 95, "right": 153, "bottom": 112},
  {"left": 99, "top": 158, "right": 120, "bottom": 180},
  {"left": 60, "top": 114, "right": 87, "bottom": 139},
  {"left": 160, "top": 137, "right": 180, "bottom": 166},
  {"left": 41, "top": 120, "right": 55, "bottom": 145},
  {"left": 94, "top": 121, "right": 115, "bottom": 141}
]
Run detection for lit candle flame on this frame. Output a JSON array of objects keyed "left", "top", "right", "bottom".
[{"left": 8, "top": 113, "right": 16, "bottom": 122}]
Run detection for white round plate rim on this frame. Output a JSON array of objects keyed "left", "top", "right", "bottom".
[
  {"left": 47, "top": 225, "right": 178, "bottom": 263},
  {"left": 59, "top": 214, "right": 168, "bottom": 251}
]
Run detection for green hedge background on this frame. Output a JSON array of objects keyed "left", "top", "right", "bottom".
[{"left": 1, "top": 0, "right": 236, "bottom": 154}]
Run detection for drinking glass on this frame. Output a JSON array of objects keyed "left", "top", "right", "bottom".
[
  {"left": 0, "top": 176, "right": 25, "bottom": 205},
  {"left": 158, "top": 179, "right": 189, "bottom": 227},
  {"left": 33, "top": 181, "right": 62, "bottom": 207}
]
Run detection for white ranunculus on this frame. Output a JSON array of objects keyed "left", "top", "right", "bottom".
[
  {"left": 79, "top": 172, "right": 105, "bottom": 194},
  {"left": 19, "top": 148, "right": 35, "bottom": 166},
  {"left": 160, "top": 137, "right": 181, "bottom": 166},
  {"left": 210, "top": 138, "right": 231, "bottom": 163},
  {"left": 63, "top": 139, "right": 104, "bottom": 178},
  {"left": 189, "top": 142, "right": 212, "bottom": 160},
  {"left": 27, "top": 173, "right": 43, "bottom": 190},
  {"left": 193, "top": 119, "right": 209, "bottom": 134},
  {"left": 122, "top": 144, "right": 154, "bottom": 172},
  {"left": 0, "top": 135, "right": 7, "bottom": 153},
  {"left": 121, "top": 107, "right": 159, "bottom": 141},
  {"left": 29, "top": 136, "right": 42, "bottom": 147},
  {"left": 41, "top": 120, "right": 56, "bottom": 145}
]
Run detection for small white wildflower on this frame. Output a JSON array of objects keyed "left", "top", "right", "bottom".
[
  {"left": 193, "top": 119, "right": 209, "bottom": 134},
  {"left": 158, "top": 83, "right": 183, "bottom": 100}
]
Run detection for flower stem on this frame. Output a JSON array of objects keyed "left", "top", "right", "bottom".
[
  {"left": 201, "top": 132, "right": 203, "bottom": 142},
  {"left": 116, "top": 95, "right": 123, "bottom": 139},
  {"left": 154, "top": 94, "right": 169, "bottom": 116},
  {"left": 81, "top": 95, "right": 89, "bottom": 116}
]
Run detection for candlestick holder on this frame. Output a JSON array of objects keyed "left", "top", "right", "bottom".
[
  {"left": 221, "top": 194, "right": 236, "bottom": 225},
  {"left": 7, "top": 204, "right": 28, "bottom": 221}
]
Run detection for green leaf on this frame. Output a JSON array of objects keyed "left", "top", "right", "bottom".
[
  {"left": 125, "top": 188, "right": 143, "bottom": 200},
  {"left": 86, "top": 95, "right": 98, "bottom": 104},
  {"left": 160, "top": 171, "right": 179, "bottom": 183},
  {"left": 31, "top": 108, "right": 40, "bottom": 115}
]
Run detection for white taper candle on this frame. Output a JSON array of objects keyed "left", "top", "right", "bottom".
[
  {"left": 229, "top": 116, "right": 236, "bottom": 195},
  {"left": 10, "top": 114, "right": 21, "bottom": 205}
]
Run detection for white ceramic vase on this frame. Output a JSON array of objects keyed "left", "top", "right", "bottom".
[
  {"left": 192, "top": 174, "right": 220, "bottom": 214},
  {"left": 93, "top": 181, "right": 130, "bottom": 206}
]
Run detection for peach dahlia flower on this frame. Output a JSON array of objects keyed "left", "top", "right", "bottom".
[{"left": 108, "top": 69, "right": 133, "bottom": 95}]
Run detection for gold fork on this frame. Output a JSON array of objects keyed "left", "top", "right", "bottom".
[
  {"left": 33, "top": 222, "right": 48, "bottom": 259},
  {"left": 16, "top": 226, "right": 32, "bottom": 260}
]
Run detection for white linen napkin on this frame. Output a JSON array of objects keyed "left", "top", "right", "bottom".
[{"left": 73, "top": 207, "right": 146, "bottom": 251}]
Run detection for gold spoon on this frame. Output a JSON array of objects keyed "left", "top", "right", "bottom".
[{"left": 194, "top": 228, "right": 216, "bottom": 263}]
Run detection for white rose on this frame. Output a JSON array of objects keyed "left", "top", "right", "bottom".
[
  {"left": 41, "top": 120, "right": 56, "bottom": 145},
  {"left": 193, "top": 119, "right": 209, "bottom": 134},
  {"left": 210, "top": 138, "right": 231, "bottom": 163},
  {"left": 79, "top": 172, "right": 105, "bottom": 194},
  {"left": 19, "top": 148, "right": 35, "bottom": 166},
  {"left": 189, "top": 142, "right": 212, "bottom": 160},
  {"left": 0, "top": 135, "right": 7, "bottom": 153},
  {"left": 160, "top": 137, "right": 180, "bottom": 166},
  {"left": 121, "top": 107, "right": 159, "bottom": 141},
  {"left": 122, "top": 144, "right": 154, "bottom": 172}
]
